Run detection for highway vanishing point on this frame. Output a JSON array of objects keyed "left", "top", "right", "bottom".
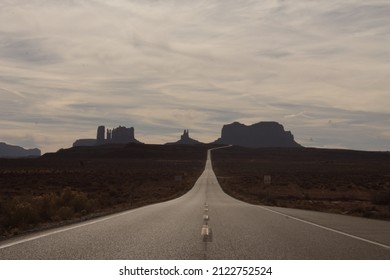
[{"left": 1, "top": 147, "right": 390, "bottom": 259}]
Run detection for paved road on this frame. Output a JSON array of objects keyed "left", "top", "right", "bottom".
[{"left": 1, "top": 147, "right": 390, "bottom": 259}]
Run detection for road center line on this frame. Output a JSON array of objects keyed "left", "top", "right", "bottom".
[
  {"left": 201, "top": 225, "right": 209, "bottom": 236},
  {"left": 258, "top": 206, "right": 390, "bottom": 250}
]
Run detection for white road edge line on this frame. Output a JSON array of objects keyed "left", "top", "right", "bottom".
[
  {"left": 0, "top": 148, "right": 222, "bottom": 251},
  {"left": 259, "top": 206, "right": 390, "bottom": 250},
  {"left": 208, "top": 146, "right": 390, "bottom": 251},
  {"left": 0, "top": 207, "right": 144, "bottom": 250},
  {"left": 0, "top": 148, "right": 228, "bottom": 251}
]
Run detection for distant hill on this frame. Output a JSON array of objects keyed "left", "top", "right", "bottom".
[
  {"left": 213, "top": 121, "right": 302, "bottom": 148},
  {"left": 166, "top": 130, "right": 203, "bottom": 145},
  {"left": 0, "top": 142, "right": 41, "bottom": 158}
]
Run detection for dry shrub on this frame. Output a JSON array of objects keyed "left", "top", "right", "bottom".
[
  {"left": 373, "top": 191, "right": 390, "bottom": 205},
  {"left": 33, "top": 193, "right": 57, "bottom": 220},
  {"left": 5, "top": 199, "right": 40, "bottom": 229},
  {"left": 60, "top": 187, "right": 90, "bottom": 212},
  {"left": 56, "top": 206, "right": 74, "bottom": 220},
  {"left": 0, "top": 188, "right": 97, "bottom": 235}
]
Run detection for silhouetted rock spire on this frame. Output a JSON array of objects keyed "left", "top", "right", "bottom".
[
  {"left": 97, "top": 126, "right": 105, "bottom": 145},
  {"left": 166, "top": 129, "right": 203, "bottom": 145},
  {"left": 181, "top": 129, "right": 189, "bottom": 141}
]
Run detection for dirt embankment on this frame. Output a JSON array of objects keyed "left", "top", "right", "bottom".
[{"left": 212, "top": 147, "right": 390, "bottom": 220}]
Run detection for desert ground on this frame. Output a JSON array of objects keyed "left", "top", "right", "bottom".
[
  {"left": 212, "top": 146, "right": 390, "bottom": 220},
  {"left": 2, "top": 144, "right": 389, "bottom": 239},
  {"left": 0, "top": 144, "right": 208, "bottom": 239}
]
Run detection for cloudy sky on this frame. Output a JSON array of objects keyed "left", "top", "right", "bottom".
[{"left": 1, "top": 0, "right": 389, "bottom": 153}]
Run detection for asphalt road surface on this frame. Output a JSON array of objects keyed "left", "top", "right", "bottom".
[{"left": 1, "top": 147, "right": 390, "bottom": 259}]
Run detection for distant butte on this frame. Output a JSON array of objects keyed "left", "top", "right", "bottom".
[
  {"left": 213, "top": 121, "right": 302, "bottom": 148},
  {"left": 72, "top": 122, "right": 301, "bottom": 148},
  {"left": 166, "top": 130, "right": 203, "bottom": 145},
  {"left": 73, "top": 125, "right": 142, "bottom": 147}
]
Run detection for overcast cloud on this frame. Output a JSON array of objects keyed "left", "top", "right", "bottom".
[{"left": 1, "top": 0, "right": 389, "bottom": 153}]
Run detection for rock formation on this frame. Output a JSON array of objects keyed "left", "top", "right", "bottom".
[
  {"left": 73, "top": 125, "right": 141, "bottom": 147},
  {"left": 213, "top": 121, "right": 302, "bottom": 148},
  {"left": 110, "top": 126, "right": 138, "bottom": 144},
  {"left": 166, "top": 130, "right": 203, "bottom": 145},
  {"left": 96, "top": 126, "right": 105, "bottom": 145},
  {"left": 0, "top": 142, "right": 41, "bottom": 158}
]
